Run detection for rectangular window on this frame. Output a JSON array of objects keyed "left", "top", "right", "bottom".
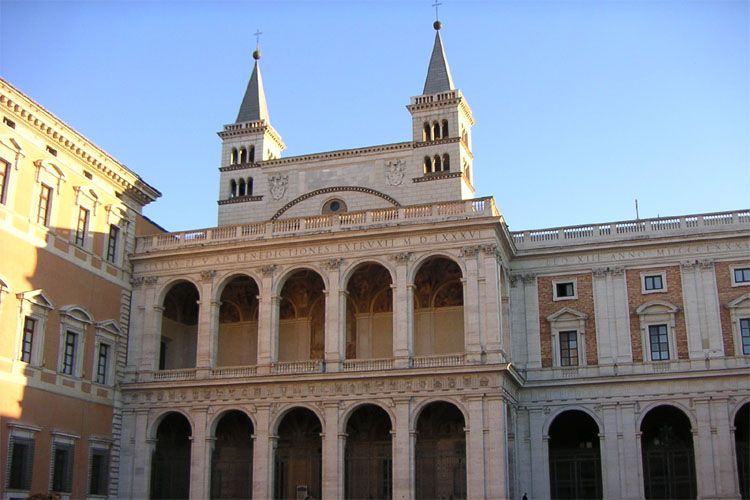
[
  {"left": 741, "top": 318, "right": 750, "bottom": 356},
  {"left": 89, "top": 448, "right": 109, "bottom": 495},
  {"left": 21, "top": 316, "right": 36, "bottom": 363},
  {"left": 7, "top": 438, "right": 34, "bottom": 490},
  {"left": 75, "top": 207, "right": 89, "bottom": 246},
  {"left": 96, "top": 343, "right": 109, "bottom": 384},
  {"left": 555, "top": 282, "right": 575, "bottom": 298},
  {"left": 735, "top": 268, "right": 750, "bottom": 284},
  {"left": 0, "top": 158, "right": 9, "bottom": 205},
  {"left": 559, "top": 330, "right": 579, "bottom": 366},
  {"left": 644, "top": 274, "right": 664, "bottom": 291},
  {"left": 62, "top": 331, "right": 77, "bottom": 375},
  {"left": 37, "top": 183, "right": 52, "bottom": 226},
  {"left": 106, "top": 224, "right": 119, "bottom": 263},
  {"left": 648, "top": 324, "right": 670, "bottom": 361},
  {"left": 51, "top": 443, "right": 74, "bottom": 493}
]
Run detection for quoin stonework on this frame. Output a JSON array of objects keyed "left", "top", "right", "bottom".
[{"left": 1, "top": 17, "right": 749, "bottom": 500}]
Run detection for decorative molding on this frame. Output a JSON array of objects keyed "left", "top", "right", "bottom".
[
  {"left": 322, "top": 258, "right": 344, "bottom": 271},
  {"left": 412, "top": 171, "right": 462, "bottom": 183},
  {"left": 218, "top": 162, "right": 260, "bottom": 172},
  {"left": 384, "top": 159, "right": 406, "bottom": 186},
  {"left": 593, "top": 266, "right": 625, "bottom": 278},
  {"left": 218, "top": 195, "right": 263, "bottom": 205},
  {"left": 268, "top": 173, "right": 289, "bottom": 201},
  {"left": 199, "top": 270, "right": 216, "bottom": 283},
  {"left": 144, "top": 276, "right": 158, "bottom": 286},
  {"left": 130, "top": 277, "right": 145, "bottom": 288},
  {"left": 521, "top": 273, "right": 537, "bottom": 284},
  {"left": 390, "top": 252, "right": 412, "bottom": 264},
  {"left": 460, "top": 245, "right": 481, "bottom": 258},
  {"left": 260, "top": 265, "right": 277, "bottom": 277}
]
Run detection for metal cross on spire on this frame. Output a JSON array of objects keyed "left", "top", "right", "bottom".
[
  {"left": 432, "top": 0, "right": 442, "bottom": 21},
  {"left": 254, "top": 29, "right": 263, "bottom": 50}
]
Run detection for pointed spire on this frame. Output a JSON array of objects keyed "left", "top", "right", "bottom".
[
  {"left": 422, "top": 21, "right": 455, "bottom": 94},
  {"left": 236, "top": 37, "right": 270, "bottom": 123}
]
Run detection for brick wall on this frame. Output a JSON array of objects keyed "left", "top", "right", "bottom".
[
  {"left": 537, "top": 273, "right": 598, "bottom": 368},
  {"left": 715, "top": 260, "right": 750, "bottom": 355},
  {"left": 626, "top": 266, "right": 688, "bottom": 362}
]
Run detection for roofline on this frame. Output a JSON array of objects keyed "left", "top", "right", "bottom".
[{"left": 0, "top": 77, "right": 161, "bottom": 205}]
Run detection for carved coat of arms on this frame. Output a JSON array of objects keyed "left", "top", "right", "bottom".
[
  {"left": 268, "top": 174, "right": 289, "bottom": 200},
  {"left": 385, "top": 159, "right": 405, "bottom": 186}
]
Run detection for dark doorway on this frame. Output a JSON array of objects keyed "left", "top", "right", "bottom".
[
  {"left": 151, "top": 412, "right": 192, "bottom": 500},
  {"left": 736, "top": 403, "right": 750, "bottom": 499},
  {"left": 274, "top": 408, "right": 322, "bottom": 499},
  {"left": 548, "top": 410, "right": 602, "bottom": 499},
  {"left": 641, "top": 405, "right": 697, "bottom": 499},
  {"left": 344, "top": 405, "right": 392, "bottom": 499},
  {"left": 415, "top": 402, "right": 466, "bottom": 499},
  {"left": 211, "top": 411, "right": 254, "bottom": 499}
]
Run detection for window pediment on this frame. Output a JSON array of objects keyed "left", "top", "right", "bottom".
[
  {"left": 727, "top": 293, "right": 750, "bottom": 310},
  {"left": 59, "top": 305, "right": 94, "bottom": 324},
  {"left": 96, "top": 319, "right": 122, "bottom": 336},
  {"left": 547, "top": 307, "right": 588, "bottom": 323},
  {"left": 636, "top": 300, "right": 680, "bottom": 316},
  {"left": 16, "top": 289, "right": 54, "bottom": 309}
]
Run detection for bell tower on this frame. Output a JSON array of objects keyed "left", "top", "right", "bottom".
[{"left": 407, "top": 19, "right": 475, "bottom": 197}]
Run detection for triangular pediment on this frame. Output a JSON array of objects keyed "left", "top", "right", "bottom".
[
  {"left": 728, "top": 293, "right": 750, "bottom": 309},
  {"left": 547, "top": 307, "right": 587, "bottom": 322},
  {"left": 16, "top": 289, "right": 54, "bottom": 309}
]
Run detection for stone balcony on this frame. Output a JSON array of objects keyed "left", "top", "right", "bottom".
[
  {"left": 510, "top": 209, "right": 749, "bottom": 250},
  {"left": 135, "top": 197, "right": 500, "bottom": 253}
]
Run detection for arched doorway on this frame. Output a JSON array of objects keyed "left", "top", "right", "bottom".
[
  {"left": 736, "top": 403, "right": 750, "bottom": 499},
  {"left": 344, "top": 405, "right": 392, "bottom": 499},
  {"left": 278, "top": 270, "right": 325, "bottom": 361},
  {"left": 415, "top": 402, "right": 466, "bottom": 499},
  {"left": 345, "top": 263, "right": 393, "bottom": 360},
  {"left": 548, "top": 410, "right": 602, "bottom": 499},
  {"left": 274, "top": 408, "right": 322, "bottom": 499},
  {"left": 151, "top": 412, "right": 191, "bottom": 500},
  {"left": 211, "top": 411, "right": 254, "bottom": 499},
  {"left": 160, "top": 281, "right": 199, "bottom": 369},
  {"left": 217, "top": 275, "right": 259, "bottom": 366},
  {"left": 413, "top": 257, "right": 464, "bottom": 356},
  {"left": 641, "top": 405, "right": 697, "bottom": 499}
]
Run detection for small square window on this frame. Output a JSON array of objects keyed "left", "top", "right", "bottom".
[
  {"left": 554, "top": 281, "right": 576, "bottom": 300},
  {"left": 734, "top": 268, "right": 750, "bottom": 286},
  {"left": 644, "top": 275, "right": 663, "bottom": 291},
  {"left": 648, "top": 324, "right": 670, "bottom": 361},
  {"left": 740, "top": 318, "right": 750, "bottom": 356}
]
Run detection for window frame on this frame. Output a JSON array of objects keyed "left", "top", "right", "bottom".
[
  {"left": 739, "top": 318, "right": 750, "bottom": 356},
  {"left": 15, "top": 290, "right": 53, "bottom": 367},
  {"left": 32, "top": 160, "right": 65, "bottom": 229},
  {"left": 547, "top": 307, "right": 588, "bottom": 367},
  {"left": 5, "top": 422, "right": 40, "bottom": 494},
  {"left": 37, "top": 182, "right": 53, "bottom": 226},
  {"left": 727, "top": 294, "right": 750, "bottom": 357},
  {"left": 20, "top": 316, "right": 36, "bottom": 363},
  {"left": 641, "top": 271, "right": 667, "bottom": 294},
  {"left": 74, "top": 206, "right": 90, "bottom": 247},
  {"left": 87, "top": 443, "right": 110, "bottom": 497},
  {"left": 105, "top": 224, "right": 119, "bottom": 263},
  {"left": 731, "top": 265, "right": 750, "bottom": 287},
  {"left": 636, "top": 300, "right": 680, "bottom": 363},
  {"left": 647, "top": 324, "right": 670, "bottom": 361},
  {"left": 92, "top": 320, "right": 120, "bottom": 387},
  {"left": 552, "top": 278, "right": 578, "bottom": 301},
  {"left": 57, "top": 306, "right": 93, "bottom": 379},
  {"left": 0, "top": 157, "right": 10, "bottom": 205},
  {"left": 558, "top": 330, "right": 580, "bottom": 367},
  {"left": 49, "top": 432, "right": 78, "bottom": 495}
]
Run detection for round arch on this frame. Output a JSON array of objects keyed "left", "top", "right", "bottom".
[
  {"left": 637, "top": 401, "right": 697, "bottom": 431},
  {"left": 340, "top": 258, "right": 396, "bottom": 290},
  {"left": 156, "top": 277, "right": 202, "bottom": 306},
  {"left": 271, "top": 403, "right": 326, "bottom": 435},
  {"left": 411, "top": 397, "right": 469, "bottom": 432},
  {"left": 274, "top": 265, "right": 329, "bottom": 297},
  {"left": 339, "top": 401, "right": 396, "bottom": 435},
  {"left": 208, "top": 407, "right": 257, "bottom": 437},
  {"left": 271, "top": 186, "right": 401, "bottom": 220},
  {"left": 148, "top": 408, "right": 194, "bottom": 440},
  {"left": 543, "top": 405, "right": 604, "bottom": 437},
  {"left": 408, "top": 252, "right": 465, "bottom": 285},
  {"left": 731, "top": 397, "right": 750, "bottom": 423},
  {"left": 213, "top": 271, "right": 262, "bottom": 304}
]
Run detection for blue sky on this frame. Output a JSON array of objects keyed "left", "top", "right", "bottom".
[{"left": 1, "top": 0, "right": 747, "bottom": 232}]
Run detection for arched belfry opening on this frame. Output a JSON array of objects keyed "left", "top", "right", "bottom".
[
  {"left": 211, "top": 411, "right": 254, "bottom": 499},
  {"left": 548, "top": 410, "right": 603, "bottom": 499},
  {"left": 344, "top": 405, "right": 392, "bottom": 499},
  {"left": 217, "top": 275, "right": 259, "bottom": 366},
  {"left": 415, "top": 402, "right": 466, "bottom": 499},
  {"left": 274, "top": 408, "right": 322, "bottom": 499},
  {"left": 278, "top": 270, "right": 325, "bottom": 362},
  {"left": 413, "top": 257, "right": 464, "bottom": 356},
  {"left": 151, "top": 412, "right": 192, "bottom": 500},
  {"left": 735, "top": 403, "right": 749, "bottom": 499},
  {"left": 345, "top": 263, "right": 393, "bottom": 360},
  {"left": 640, "top": 405, "right": 697, "bottom": 499},
  {"left": 160, "top": 281, "right": 199, "bottom": 370}
]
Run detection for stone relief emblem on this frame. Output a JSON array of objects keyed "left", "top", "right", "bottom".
[
  {"left": 268, "top": 174, "right": 289, "bottom": 200},
  {"left": 385, "top": 159, "right": 406, "bottom": 186}
]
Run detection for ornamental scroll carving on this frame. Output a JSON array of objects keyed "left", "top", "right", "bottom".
[
  {"left": 460, "top": 245, "right": 481, "bottom": 258},
  {"left": 322, "top": 258, "right": 344, "bottom": 271},
  {"left": 390, "top": 252, "right": 412, "bottom": 264},
  {"left": 385, "top": 159, "right": 406, "bottom": 186},
  {"left": 200, "top": 270, "right": 216, "bottom": 282},
  {"left": 261, "top": 265, "right": 277, "bottom": 277}
]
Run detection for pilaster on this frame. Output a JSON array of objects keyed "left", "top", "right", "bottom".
[
  {"left": 256, "top": 265, "right": 276, "bottom": 373},
  {"left": 480, "top": 245, "right": 503, "bottom": 361},
  {"left": 140, "top": 279, "right": 161, "bottom": 372},
  {"left": 461, "top": 246, "right": 483, "bottom": 363},
  {"left": 195, "top": 270, "right": 216, "bottom": 374},
  {"left": 392, "top": 253, "right": 413, "bottom": 368},
  {"left": 465, "top": 396, "right": 486, "bottom": 498},
  {"left": 252, "top": 405, "right": 273, "bottom": 500},
  {"left": 324, "top": 258, "right": 344, "bottom": 372},
  {"left": 523, "top": 275, "right": 542, "bottom": 368},
  {"left": 189, "top": 407, "right": 209, "bottom": 500},
  {"left": 322, "top": 401, "right": 342, "bottom": 499},
  {"left": 392, "top": 398, "right": 413, "bottom": 500},
  {"left": 485, "top": 396, "right": 509, "bottom": 499},
  {"left": 130, "top": 410, "right": 153, "bottom": 500},
  {"left": 529, "top": 408, "right": 550, "bottom": 499}
]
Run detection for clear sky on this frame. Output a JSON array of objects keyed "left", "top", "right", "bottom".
[{"left": 1, "top": 0, "right": 747, "bottom": 232}]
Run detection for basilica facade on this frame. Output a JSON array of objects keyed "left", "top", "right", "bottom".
[{"left": 2, "top": 19, "right": 748, "bottom": 500}]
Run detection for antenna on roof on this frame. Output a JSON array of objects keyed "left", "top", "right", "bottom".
[{"left": 635, "top": 199, "right": 640, "bottom": 220}]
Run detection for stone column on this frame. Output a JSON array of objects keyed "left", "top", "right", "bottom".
[
  {"left": 391, "top": 253, "right": 412, "bottom": 368},
  {"left": 465, "top": 396, "right": 486, "bottom": 498},
  {"left": 481, "top": 245, "right": 503, "bottom": 362},
  {"left": 324, "top": 258, "right": 344, "bottom": 372},
  {"left": 693, "top": 398, "right": 719, "bottom": 497},
  {"left": 256, "top": 266, "right": 277, "bottom": 374},
  {"left": 710, "top": 398, "right": 739, "bottom": 498},
  {"left": 140, "top": 277, "right": 161, "bottom": 372},
  {"left": 195, "top": 270, "right": 216, "bottom": 375},
  {"left": 623, "top": 404, "right": 644, "bottom": 499},
  {"left": 392, "top": 398, "right": 413, "bottom": 500},
  {"left": 529, "top": 408, "right": 550, "bottom": 499},
  {"left": 322, "top": 402, "right": 341, "bottom": 499},
  {"left": 252, "top": 405, "right": 273, "bottom": 500},
  {"left": 485, "top": 396, "right": 508, "bottom": 499},
  {"left": 189, "top": 407, "right": 209, "bottom": 500},
  {"left": 130, "top": 409, "right": 154, "bottom": 500},
  {"left": 126, "top": 280, "right": 146, "bottom": 375},
  {"left": 599, "top": 403, "right": 622, "bottom": 498},
  {"left": 461, "top": 246, "right": 483, "bottom": 363},
  {"left": 522, "top": 274, "right": 542, "bottom": 368}
]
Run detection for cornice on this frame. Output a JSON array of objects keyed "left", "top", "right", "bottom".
[
  {"left": 258, "top": 141, "right": 413, "bottom": 167},
  {"left": 0, "top": 78, "right": 161, "bottom": 207}
]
